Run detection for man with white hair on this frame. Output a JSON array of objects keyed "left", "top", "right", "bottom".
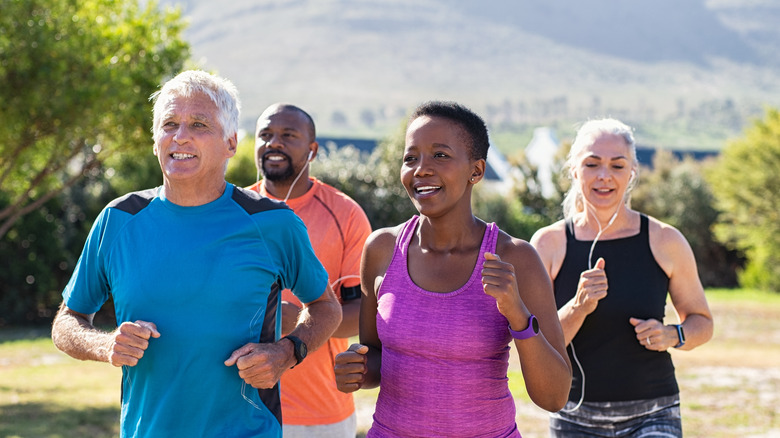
[{"left": 51, "top": 70, "right": 342, "bottom": 437}]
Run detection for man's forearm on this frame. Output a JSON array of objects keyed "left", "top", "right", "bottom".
[
  {"left": 51, "top": 307, "right": 110, "bottom": 363},
  {"left": 289, "top": 294, "right": 342, "bottom": 353}
]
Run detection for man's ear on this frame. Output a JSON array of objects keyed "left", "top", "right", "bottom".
[
  {"left": 226, "top": 134, "right": 238, "bottom": 157},
  {"left": 308, "top": 141, "right": 319, "bottom": 162}
]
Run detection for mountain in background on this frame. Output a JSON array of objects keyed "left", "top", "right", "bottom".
[{"left": 156, "top": 0, "right": 780, "bottom": 151}]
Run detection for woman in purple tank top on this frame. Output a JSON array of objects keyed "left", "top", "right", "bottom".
[{"left": 334, "top": 101, "right": 572, "bottom": 437}]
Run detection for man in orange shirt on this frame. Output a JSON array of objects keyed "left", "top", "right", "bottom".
[{"left": 248, "top": 103, "right": 371, "bottom": 437}]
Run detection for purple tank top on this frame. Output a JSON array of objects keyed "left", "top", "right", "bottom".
[{"left": 369, "top": 216, "right": 521, "bottom": 438}]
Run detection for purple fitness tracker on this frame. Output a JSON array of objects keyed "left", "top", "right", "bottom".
[{"left": 509, "top": 314, "right": 540, "bottom": 340}]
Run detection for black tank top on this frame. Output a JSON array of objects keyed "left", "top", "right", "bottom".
[{"left": 554, "top": 214, "right": 679, "bottom": 402}]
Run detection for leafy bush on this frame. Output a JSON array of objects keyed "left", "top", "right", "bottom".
[
  {"left": 631, "top": 149, "right": 741, "bottom": 287},
  {"left": 706, "top": 108, "right": 780, "bottom": 292},
  {"left": 313, "top": 129, "right": 417, "bottom": 229},
  {"left": 471, "top": 186, "right": 549, "bottom": 241}
]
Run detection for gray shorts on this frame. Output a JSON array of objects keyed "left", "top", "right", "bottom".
[
  {"left": 549, "top": 394, "right": 682, "bottom": 437},
  {"left": 282, "top": 412, "right": 357, "bottom": 438}
]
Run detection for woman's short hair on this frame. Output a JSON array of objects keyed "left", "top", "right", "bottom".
[{"left": 409, "top": 101, "right": 490, "bottom": 161}]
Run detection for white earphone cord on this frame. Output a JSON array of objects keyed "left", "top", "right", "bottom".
[
  {"left": 563, "top": 202, "right": 620, "bottom": 413},
  {"left": 586, "top": 204, "right": 619, "bottom": 270},
  {"left": 282, "top": 160, "right": 309, "bottom": 203},
  {"left": 330, "top": 275, "right": 360, "bottom": 291},
  {"left": 256, "top": 152, "right": 312, "bottom": 204},
  {"left": 255, "top": 153, "right": 360, "bottom": 292}
]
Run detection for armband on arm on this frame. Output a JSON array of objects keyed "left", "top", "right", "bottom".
[{"left": 340, "top": 285, "right": 361, "bottom": 301}]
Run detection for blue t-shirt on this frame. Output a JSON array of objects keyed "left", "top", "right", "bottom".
[{"left": 63, "top": 184, "right": 328, "bottom": 437}]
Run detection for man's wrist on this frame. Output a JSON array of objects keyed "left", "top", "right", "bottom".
[
  {"left": 98, "top": 332, "right": 116, "bottom": 364},
  {"left": 282, "top": 335, "right": 307, "bottom": 367}
]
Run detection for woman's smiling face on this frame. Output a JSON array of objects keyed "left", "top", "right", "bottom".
[
  {"left": 572, "top": 132, "right": 635, "bottom": 212},
  {"left": 401, "top": 115, "right": 479, "bottom": 217}
]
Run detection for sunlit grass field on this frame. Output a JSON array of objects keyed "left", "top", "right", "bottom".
[{"left": 1, "top": 289, "right": 778, "bottom": 438}]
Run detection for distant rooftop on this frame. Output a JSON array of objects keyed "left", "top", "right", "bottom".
[
  {"left": 635, "top": 146, "right": 719, "bottom": 167},
  {"left": 318, "top": 137, "right": 377, "bottom": 155}
]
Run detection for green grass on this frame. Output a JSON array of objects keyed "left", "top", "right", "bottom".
[
  {"left": 0, "top": 332, "right": 122, "bottom": 438},
  {"left": 2, "top": 289, "right": 779, "bottom": 437},
  {"left": 705, "top": 287, "right": 780, "bottom": 304}
]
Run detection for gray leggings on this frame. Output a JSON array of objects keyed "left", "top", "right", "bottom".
[{"left": 549, "top": 394, "right": 682, "bottom": 437}]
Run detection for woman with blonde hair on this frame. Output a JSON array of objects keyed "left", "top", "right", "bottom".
[{"left": 530, "top": 118, "right": 714, "bottom": 437}]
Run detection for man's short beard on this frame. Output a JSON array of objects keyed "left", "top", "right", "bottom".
[{"left": 261, "top": 153, "right": 297, "bottom": 183}]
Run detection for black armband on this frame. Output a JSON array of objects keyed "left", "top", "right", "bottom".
[{"left": 340, "top": 285, "right": 361, "bottom": 301}]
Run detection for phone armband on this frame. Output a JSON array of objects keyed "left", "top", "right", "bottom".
[{"left": 340, "top": 285, "right": 361, "bottom": 301}]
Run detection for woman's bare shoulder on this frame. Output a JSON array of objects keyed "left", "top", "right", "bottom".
[
  {"left": 367, "top": 222, "right": 407, "bottom": 245},
  {"left": 363, "top": 223, "right": 406, "bottom": 266},
  {"left": 646, "top": 215, "right": 689, "bottom": 249},
  {"left": 530, "top": 220, "right": 567, "bottom": 251},
  {"left": 497, "top": 221, "right": 565, "bottom": 263}
]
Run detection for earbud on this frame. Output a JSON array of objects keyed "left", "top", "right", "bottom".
[{"left": 307, "top": 150, "right": 314, "bottom": 161}]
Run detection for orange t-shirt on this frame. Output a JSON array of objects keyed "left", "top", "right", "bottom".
[{"left": 248, "top": 177, "right": 371, "bottom": 425}]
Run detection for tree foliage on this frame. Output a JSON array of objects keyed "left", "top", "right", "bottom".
[
  {"left": 0, "top": 0, "right": 190, "bottom": 325},
  {"left": 226, "top": 135, "right": 258, "bottom": 188},
  {"left": 471, "top": 185, "right": 549, "bottom": 242},
  {"left": 313, "top": 124, "right": 418, "bottom": 229},
  {"left": 510, "top": 140, "right": 570, "bottom": 223},
  {"left": 631, "top": 150, "right": 741, "bottom": 287},
  {"left": 706, "top": 108, "right": 780, "bottom": 292},
  {"left": 0, "top": 0, "right": 190, "bottom": 238}
]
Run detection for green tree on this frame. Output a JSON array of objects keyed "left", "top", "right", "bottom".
[
  {"left": 631, "top": 150, "right": 740, "bottom": 287},
  {"left": 226, "top": 135, "right": 258, "bottom": 188},
  {"left": 706, "top": 108, "right": 780, "bottom": 292},
  {"left": 471, "top": 185, "right": 549, "bottom": 242},
  {"left": 0, "top": 0, "right": 190, "bottom": 325},
  {"left": 0, "top": 0, "right": 190, "bottom": 238},
  {"left": 0, "top": 194, "right": 68, "bottom": 325},
  {"left": 314, "top": 125, "right": 417, "bottom": 229}
]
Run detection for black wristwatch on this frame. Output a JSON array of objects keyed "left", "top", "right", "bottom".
[
  {"left": 283, "top": 335, "right": 307, "bottom": 367},
  {"left": 673, "top": 324, "right": 686, "bottom": 348}
]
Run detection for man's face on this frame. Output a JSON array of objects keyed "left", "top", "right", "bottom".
[
  {"left": 153, "top": 92, "right": 236, "bottom": 186},
  {"left": 254, "top": 109, "right": 315, "bottom": 183}
]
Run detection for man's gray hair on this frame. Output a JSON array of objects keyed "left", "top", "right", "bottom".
[{"left": 151, "top": 70, "right": 241, "bottom": 142}]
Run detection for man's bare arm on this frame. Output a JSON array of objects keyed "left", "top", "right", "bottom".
[{"left": 51, "top": 303, "right": 160, "bottom": 367}]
